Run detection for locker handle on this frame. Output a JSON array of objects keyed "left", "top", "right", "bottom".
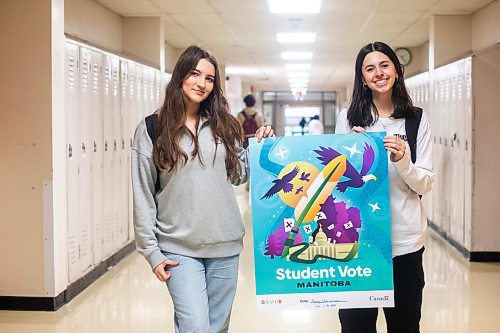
[
  {"left": 94, "top": 141, "right": 97, "bottom": 153},
  {"left": 82, "top": 142, "right": 86, "bottom": 153},
  {"left": 68, "top": 144, "right": 73, "bottom": 158},
  {"left": 113, "top": 140, "right": 117, "bottom": 151},
  {"left": 122, "top": 139, "right": 125, "bottom": 150},
  {"left": 105, "top": 140, "right": 108, "bottom": 152}
]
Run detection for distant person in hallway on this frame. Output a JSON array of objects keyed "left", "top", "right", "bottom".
[
  {"left": 335, "top": 41, "right": 434, "bottom": 333},
  {"left": 237, "top": 94, "right": 264, "bottom": 148},
  {"left": 131, "top": 45, "right": 274, "bottom": 333},
  {"left": 307, "top": 115, "right": 324, "bottom": 135},
  {"left": 299, "top": 116, "right": 307, "bottom": 135}
]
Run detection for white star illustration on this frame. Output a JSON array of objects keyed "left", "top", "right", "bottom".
[
  {"left": 343, "top": 142, "right": 361, "bottom": 158},
  {"left": 369, "top": 202, "right": 381, "bottom": 212},
  {"left": 275, "top": 146, "right": 288, "bottom": 159}
]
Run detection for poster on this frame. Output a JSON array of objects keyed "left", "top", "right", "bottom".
[{"left": 249, "top": 132, "right": 394, "bottom": 310}]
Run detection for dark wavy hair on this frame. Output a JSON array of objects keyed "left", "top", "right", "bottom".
[
  {"left": 153, "top": 45, "right": 243, "bottom": 182},
  {"left": 347, "top": 41, "right": 415, "bottom": 128}
]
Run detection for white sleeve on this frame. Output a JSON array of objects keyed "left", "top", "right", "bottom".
[
  {"left": 393, "top": 110, "right": 435, "bottom": 195},
  {"left": 335, "top": 109, "right": 351, "bottom": 134}
]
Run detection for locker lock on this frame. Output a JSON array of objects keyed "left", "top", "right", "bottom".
[{"left": 68, "top": 144, "right": 73, "bottom": 158}]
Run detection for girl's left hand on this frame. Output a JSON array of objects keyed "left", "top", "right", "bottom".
[
  {"left": 255, "top": 125, "right": 275, "bottom": 142},
  {"left": 384, "top": 135, "right": 406, "bottom": 162}
]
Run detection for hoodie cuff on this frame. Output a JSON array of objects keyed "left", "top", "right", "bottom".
[
  {"left": 393, "top": 143, "right": 411, "bottom": 174},
  {"left": 147, "top": 249, "right": 169, "bottom": 271}
]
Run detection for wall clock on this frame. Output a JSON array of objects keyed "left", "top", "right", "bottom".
[{"left": 395, "top": 47, "right": 412, "bottom": 66}]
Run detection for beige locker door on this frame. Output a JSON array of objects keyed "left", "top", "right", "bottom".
[
  {"left": 77, "top": 45, "right": 93, "bottom": 277},
  {"left": 463, "top": 58, "right": 473, "bottom": 250},
  {"left": 109, "top": 55, "right": 126, "bottom": 249},
  {"left": 65, "top": 40, "right": 81, "bottom": 281},
  {"left": 90, "top": 49, "right": 105, "bottom": 264},
  {"left": 121, "top": 60, "right": 134, "bottom": 242},
  {"left": 449, "top": 62, "right": 465, "bottom": 245},
  {"left": 102, "top": 53, "right": 115, "bottom": 258}
]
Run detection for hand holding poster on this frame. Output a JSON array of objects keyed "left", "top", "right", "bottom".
[{"left": 249, "top": 132, "right": 394, "bottom": 310}]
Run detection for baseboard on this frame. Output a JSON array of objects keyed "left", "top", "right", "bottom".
[
  {"left": 0, "top": 241, "right": 135, "bottom": 311},
  {"left": 428, "top": 221, "right": 500, "bottom": 262}
]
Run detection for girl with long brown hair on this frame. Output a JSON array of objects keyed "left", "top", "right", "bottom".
[{"left": 132, "top": 45, "right": 273, "bottom": 333}]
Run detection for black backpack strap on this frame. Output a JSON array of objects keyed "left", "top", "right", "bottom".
[
  {"left": 145, "top": 113, "right": 161, "bottom": 194},
  {"left": 405, "top": 107, "right": 423, "bottom": 164}
]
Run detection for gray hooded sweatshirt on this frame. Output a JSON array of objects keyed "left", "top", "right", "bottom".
[{"left": 131, "top": 119, "right": 249, "bottom": 270}]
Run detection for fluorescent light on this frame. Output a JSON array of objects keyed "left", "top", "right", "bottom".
[
  {"left": 281, "top": 52, "right": 313, "bottom": 60},
  {"left": 287, "top": 72, "right": 310, "bottom": 78},
  {"left": 269, "top": 0, "right": 321, "bottom": 14},
  {"left": 290, "top": 84, "right": 308, "bottom": 89},
  {"left": 285, "top": 63, "right": 311, "bottom": 71},
  {"left": 277, "top": 33, "right": 316, "bottom": 43},
  {"left": 289, "top": 78, "right": 309, "bottom": 84}
]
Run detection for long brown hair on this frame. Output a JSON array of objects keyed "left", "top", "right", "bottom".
[{"left": 152, "top": 45, "right": 243, "bottom": 182}]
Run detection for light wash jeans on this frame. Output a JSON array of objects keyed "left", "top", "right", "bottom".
[{"left": 163, "top": 252, "right": 240, "bottom": 333}]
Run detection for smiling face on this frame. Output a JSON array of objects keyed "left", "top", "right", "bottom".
[
  {"left": 361, "top": 51, "right": 398, "bottom": 96},
  {"left": 182, "top": 58, "right": 215, "bottom": 110}
]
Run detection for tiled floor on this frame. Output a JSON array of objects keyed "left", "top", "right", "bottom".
[{"left": 1, "top": 186, "right": 500, "bottom": 332}]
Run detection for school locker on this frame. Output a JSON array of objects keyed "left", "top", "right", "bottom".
[
  {"left": 77, "top": 45, "right": 94, "bottom": 277},
  {"left": 102, "top": 53, "right": 116, "bottom": 258},
  {"left": 120, "top": 60, "right": 135, "bottom": 243},
  {"left": 117, "top": 59, "right": 129, "bottom": 247},
  {"left": 89, "top": 48, "right": 105, "bottom": 265},
  {"left": 463, "top": 58, "right": 473, "bottom": 250},
  {"left": 106, "top": 54, "right": 126, "bottom": 250},
  {"left": 65, "top": 40, "right": 81, "bottom": 281}
]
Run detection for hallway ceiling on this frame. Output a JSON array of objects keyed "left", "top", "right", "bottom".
[{"left": 96, "top": 0, "right": 493, "bottom": 91}]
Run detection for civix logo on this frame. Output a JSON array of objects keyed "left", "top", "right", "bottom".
[
  {"left": 261, "top": 298, "right": 283, "bottom": 305},
  {"left": 369, "top": 295, "right": 390, "bottom": 301}
]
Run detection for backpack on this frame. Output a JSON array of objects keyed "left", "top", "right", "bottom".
[
  {"left": 405, "top": 106, "right": 423, "bottom": 164},
  {"left": 145, "top": 113, "right": 161, "bottom": 193},
  {"left": 240, "top": 111, "right": 259, "bottom": 147}
]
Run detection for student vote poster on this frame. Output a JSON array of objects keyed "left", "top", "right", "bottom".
[{"left": 249, "top": 133, "right": 394, "bottom": 311}]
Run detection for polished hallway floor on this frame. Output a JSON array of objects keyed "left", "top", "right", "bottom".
[{"left": 1, "top": 186, "right": 500, "bottom": 332}]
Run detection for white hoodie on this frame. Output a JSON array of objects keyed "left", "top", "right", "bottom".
[{"left": 335, "top": 109, "right": 434, "bottom": 257}]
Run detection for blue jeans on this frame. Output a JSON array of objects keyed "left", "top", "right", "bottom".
[{"left": 163, "top": 252, "right": 240, "bottom": 333}]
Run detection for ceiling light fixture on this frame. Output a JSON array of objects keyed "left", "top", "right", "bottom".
[
  {"left": 290, "top": 83, "right": 308, "bottom": 89},
  {"left": 289, "top": 78, "right": 309, "bottom": 85},
  {"left": 269, "top": 0, "right": 321, "bottom": 14},
  {"left": 287, "top": 72, "right": 310, "bottom": 78},
  {"left": 281, "top": 52, "right": 313, "bottom": 60},
  {"left": 277, "top": 33, "right": 316, "bottom": 43},
  {"left": 285, "top": 64, "right": 311, "bottom": 71}
]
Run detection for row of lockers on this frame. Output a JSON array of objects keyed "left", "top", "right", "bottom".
[
  {"left": 406, "top": 57, "right": 473, "bottom": 250},
  {"left": 64, "top": 39, "right": 164, "bottom": 282}
]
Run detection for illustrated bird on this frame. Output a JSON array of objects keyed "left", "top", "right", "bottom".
[
  {"left": 314, "top": 143, "right": 376, "bottom": 193},
  {"left": 300, "top": 172, "right": 310, "bottom": 182},
  {"left": 295, "top": 186, "right": 304, "bottom": 195},
  {"left": 261, "top": 166, "right": 300, "bottom": 199}
]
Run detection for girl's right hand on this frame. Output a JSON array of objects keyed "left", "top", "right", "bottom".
[
  {"left": 351, "top": 126, "right": 366, "bottom": 133},
  {"left": 153, "top": 259, "right": 179, "bottom": 282}
]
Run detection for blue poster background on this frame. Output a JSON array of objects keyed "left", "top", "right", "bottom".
[{"left": 249, "top": 133, "right": 394, "bottom": 309}]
